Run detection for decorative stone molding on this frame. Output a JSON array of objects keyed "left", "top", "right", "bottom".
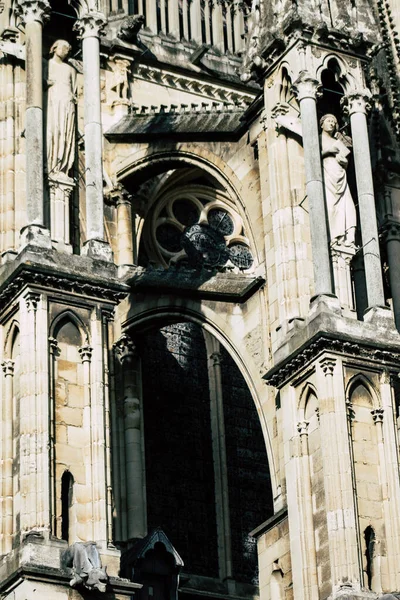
[
  {"left": 48, "top": 337, "right": 61, "bottom": 357},
  {"left": 381, "top": 221, "right": 400, "bottom": 243},
  {"left": 73, "top": 12, "right": 107, "bottom": 39},
  {"left": 341, "top": 89, "right": 372, "bottom": 116},
  {"left": 1, "top": 359, "right": 14, "bottom": 376},
  {"left": 292, "top": 71, "right": 323, "bottom": 102},
  {"left": 104, "top": 184, "right": 132, "bottom": 208},
  {"left": 346, "top": 399, "right": 355, "bottom": 422},
  {"left": 320, "top": 357, "right": 337, "bottom": 377},
  {"left": 135, "top": 64, "right": 255, "bottom": 106},
  {"left": 297, "top": 420, "right": 309, "bottom": 436},
  {"left": 79, "top": 345, "right": 93, "bottom": 363},
  {"left": 372, "top": 408, "right": 384, "bottom": 424},
  {"left": 114, "top": 333, "right": 136, "bottom": 364},
  {"left": 264, "top": 336, "right": 400, "bottom": 388},
  {"left": 0, "top": 270, "right": 128, "bottom": 311},
  {"left": 25, "top": 292, "right": 41, "bottom": 312},
  {"left": 210, "top": 351, "right": 222, "bottom": 366},
  {"left": 14, "top": 0, "right": 51, "bottom": 25}
]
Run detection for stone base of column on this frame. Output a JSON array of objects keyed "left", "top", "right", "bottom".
[
  {"left": 364, "top": 305, "right": 397, "bottom": 329},
  {"left": 82, "top": 238, "right": 113, "bottom": 262},
  {"left": 309, "top": 293, "right": 342, "bottom": 316},
  {"left": 20, "top": 224, "right": 52, "bottom": 250}
]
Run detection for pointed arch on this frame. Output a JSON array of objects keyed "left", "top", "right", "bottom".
[
  {"left": 50, "top": 310, "right": 89, "bottom": 344},
  {"left": 346, "top": 373, "right": 380, "bottom": 409},
  {"left": 315, "top": 53, "right": 358, "bottom": 93},
  {"left": 4, "top": 319, "right": 20, "bottom": 359}
]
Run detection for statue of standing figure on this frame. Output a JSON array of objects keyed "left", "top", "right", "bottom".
[
  {"left": 46, "top": 40, "right": 77, "bottom": 178},
  {"left": 319, "top": 113, "right": 357, "bottom": 245},
  {"left": 274, "top": 111, "right": 357, "bottom": 245}
]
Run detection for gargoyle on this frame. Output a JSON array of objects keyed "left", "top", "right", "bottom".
[
  {"left": 117, "top": 15, "right": 145, "bottom": 44},
  {"left": 63, "top": 541, "right": 109, "bottom": 593}
]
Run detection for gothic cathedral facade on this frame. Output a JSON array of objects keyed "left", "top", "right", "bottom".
[{"left": 0, "top": 0, "right": 400, "bottom": 599}]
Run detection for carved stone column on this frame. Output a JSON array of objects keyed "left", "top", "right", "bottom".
[
  {"left": 105, "top": 185, "right": 134, "bottom": 266},
  {"left": 382, "top": 221, "right": 400, "bottom": 328},
  {"left": 316, "top": 356, "right": 360, "bottom": 593},
  {"left": 114, "top": 334, "right": 146, "bottom": 540},
  {"left": 190, "top": 0, "right": 202, "bottom": 42},
  {"left": 292, "top": 72, "right": 335, "bottom": 301},
  {"left": 74, "top": 12, "right": 112, "bottom": 261},
  {"left": 211, "top": 0, "right": 224, "bottom": 52},
  {"left": 343, "top": 90, "right": 386, "bottom": 315},
  {"left": 2, "top": 359, "right": 14, "bottom": 553},
  {"left": 297, "top": 420, "right": 318, "bottom": 600},
  {"left": 15, "top": 0, "right": 51, "bottom": 248}
]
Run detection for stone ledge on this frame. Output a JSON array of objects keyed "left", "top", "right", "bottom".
[{"left": 127, "top": 267, "right": 265, "bottom": 303}]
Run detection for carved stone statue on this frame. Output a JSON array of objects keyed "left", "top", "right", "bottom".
[
  {"left": 63, "top": 542, "right": 108, "bottom": 592},
  {"left": 46, "top": 40, "right": 77, "bottom": 177},
  {"left": 319, "top": 114, "right": 357, "bottom": 245},
  {"left": 117, "top": 15, "right": 145, "bottom": 44},
  {"left": 274, "top": 111, "right": 357, "bottom": 244}
]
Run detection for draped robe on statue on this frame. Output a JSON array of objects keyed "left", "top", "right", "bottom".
[
  {"left": 46, "top": 58, "right": 77, "bottom": 177},
  {"left": 320, "top": 131, "right": 357, "bottom": 244}
]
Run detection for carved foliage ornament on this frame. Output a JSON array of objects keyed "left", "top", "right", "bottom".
[
  {"left": 114, "top": 333, "right": 136, "bottom": 364},
  {"left": 292, "top": 71, "right": 323, "bottom": 102},
  {"left": 73, "top": 12, "right": 107, "bottom": 40},
  {"left": 14, "top": 0, "right": 51, "bottom": 25},
  {"left": 341, "top": 89, "right": 372, "bottom": 116}
]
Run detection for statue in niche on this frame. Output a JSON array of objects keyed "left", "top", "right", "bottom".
[
  {"left": 274, "top": 111, "right": 357, "bottom": 245},
  {"left": 319, "top": 113, "right": 356, "bottom": 245},
  {"left": 109, "top": 57, "right": 131, "bottom": 103},
  {"left": 46, "top": 40, "right": 77, "bottom": 178}
]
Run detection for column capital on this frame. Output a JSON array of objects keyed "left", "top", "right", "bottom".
[
  {"left": 297, "top": 420, "right": 309, "bottom": 436},
  {"left": 342, "top": 89, "right": 372, "bottom": 116},
  {"left": 114, "top": 333, "right": 136, "bottom": 364},
  {"left": 104, "top": 184, "right": 132, "bottom": 208},
  {"left": 292, "top": 71, "right": 322, "bottom": 102},
  {"left": 25, "top": 291, "right": 41, "bottom": 312},
  {"left": 1, "top": 360, "right": 14, "bottom": 376},
  {"left": 79, "top": 345, "right": 93, "bottom": 363},
  {"left": 73, "top": 11, "right": 107, "bottom": 39},
  {"left": 14, "top": 0, "right": 51, "bottom": 25},
  {"left": 319, "top": 356, "right": 337, "bottom": 376},
  {"left": 372, "top": 407, "right": 384, "bottom": 425},
  {"left": 210, "top": 351, "right": 222, "bottom": 366},
  {"left": 382, "top": 221, "right": 400, "bottom": 243}
]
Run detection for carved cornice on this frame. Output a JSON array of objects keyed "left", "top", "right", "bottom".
[
  {"left": 134, "top": 64, "right": 255, "bottom": 106},
  {"left": 74, "top": 12, "right": 107, "bottom": 40},
  {"left": 264, "top": 335, "right": 400, "bottom": 389},
  {"left": 0, "top": 269, "right": 128, "bottom": 312},
  {"left": 14, "top": 0, "right": 51, "bottom": 26},
  {"left": 341, "top": 89, "right": 372, "bottom": 116},
  {"left": 292, "top": 71, "right": 322, "bottom": 102}
]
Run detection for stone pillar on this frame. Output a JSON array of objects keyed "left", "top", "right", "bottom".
[
  {"left": 211, "top": 0, "right": 224, "bottom": 51},
  {"left": 292, "top": 72, "right": 334, "bottom": 300},
  {"left": 232, "top": 1, "right": 244, "bottom": 53},
  {"left": 2, "top": 359, "right": 14, "bottom": 553},
  {"left": 79, "top": 344, "right": 95, "bottom": 541},
  {"left": 49, "top": 176, "right": 74, "bottom": 252},
  {"left": 297, "top": 420, "right": 319, "bottom": 600},
  {"left": 190, "top": 0, "right": 202, "bottom": 42},
  {"left": 74, "top": 12, "right": 112, "bottom": 262},
  {"left": 105, "top": 185, "right": 134, "bottom": 266},
  {"left": 382, "top": 222, "right": 400, "bottom": 328},
  {"left": 316, "top": 356, "right": 360, "bottom": 593},
  {"left": 343, "top": 90, "right": 386, "bottom": 313},
  {"left": 379, "top": 372, "right": 400, "bottom": 591},
  {"left": 15, "top": 0, "right": 51, "bottom": 248},
  {"left": 114, "top": 334, "right": 146, "bottom": 540}
]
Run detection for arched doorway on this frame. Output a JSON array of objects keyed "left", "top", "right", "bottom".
[{"left": 132, "top": 320, "right": 273, "bottom": 594}]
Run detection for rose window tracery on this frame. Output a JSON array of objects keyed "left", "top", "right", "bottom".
[{"left": 148, "top": 186, "right": 254, "bottom": 271}]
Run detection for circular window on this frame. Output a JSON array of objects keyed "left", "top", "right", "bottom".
[{"left": 151, "top": 186, "right": 254, "bottom": 271}]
